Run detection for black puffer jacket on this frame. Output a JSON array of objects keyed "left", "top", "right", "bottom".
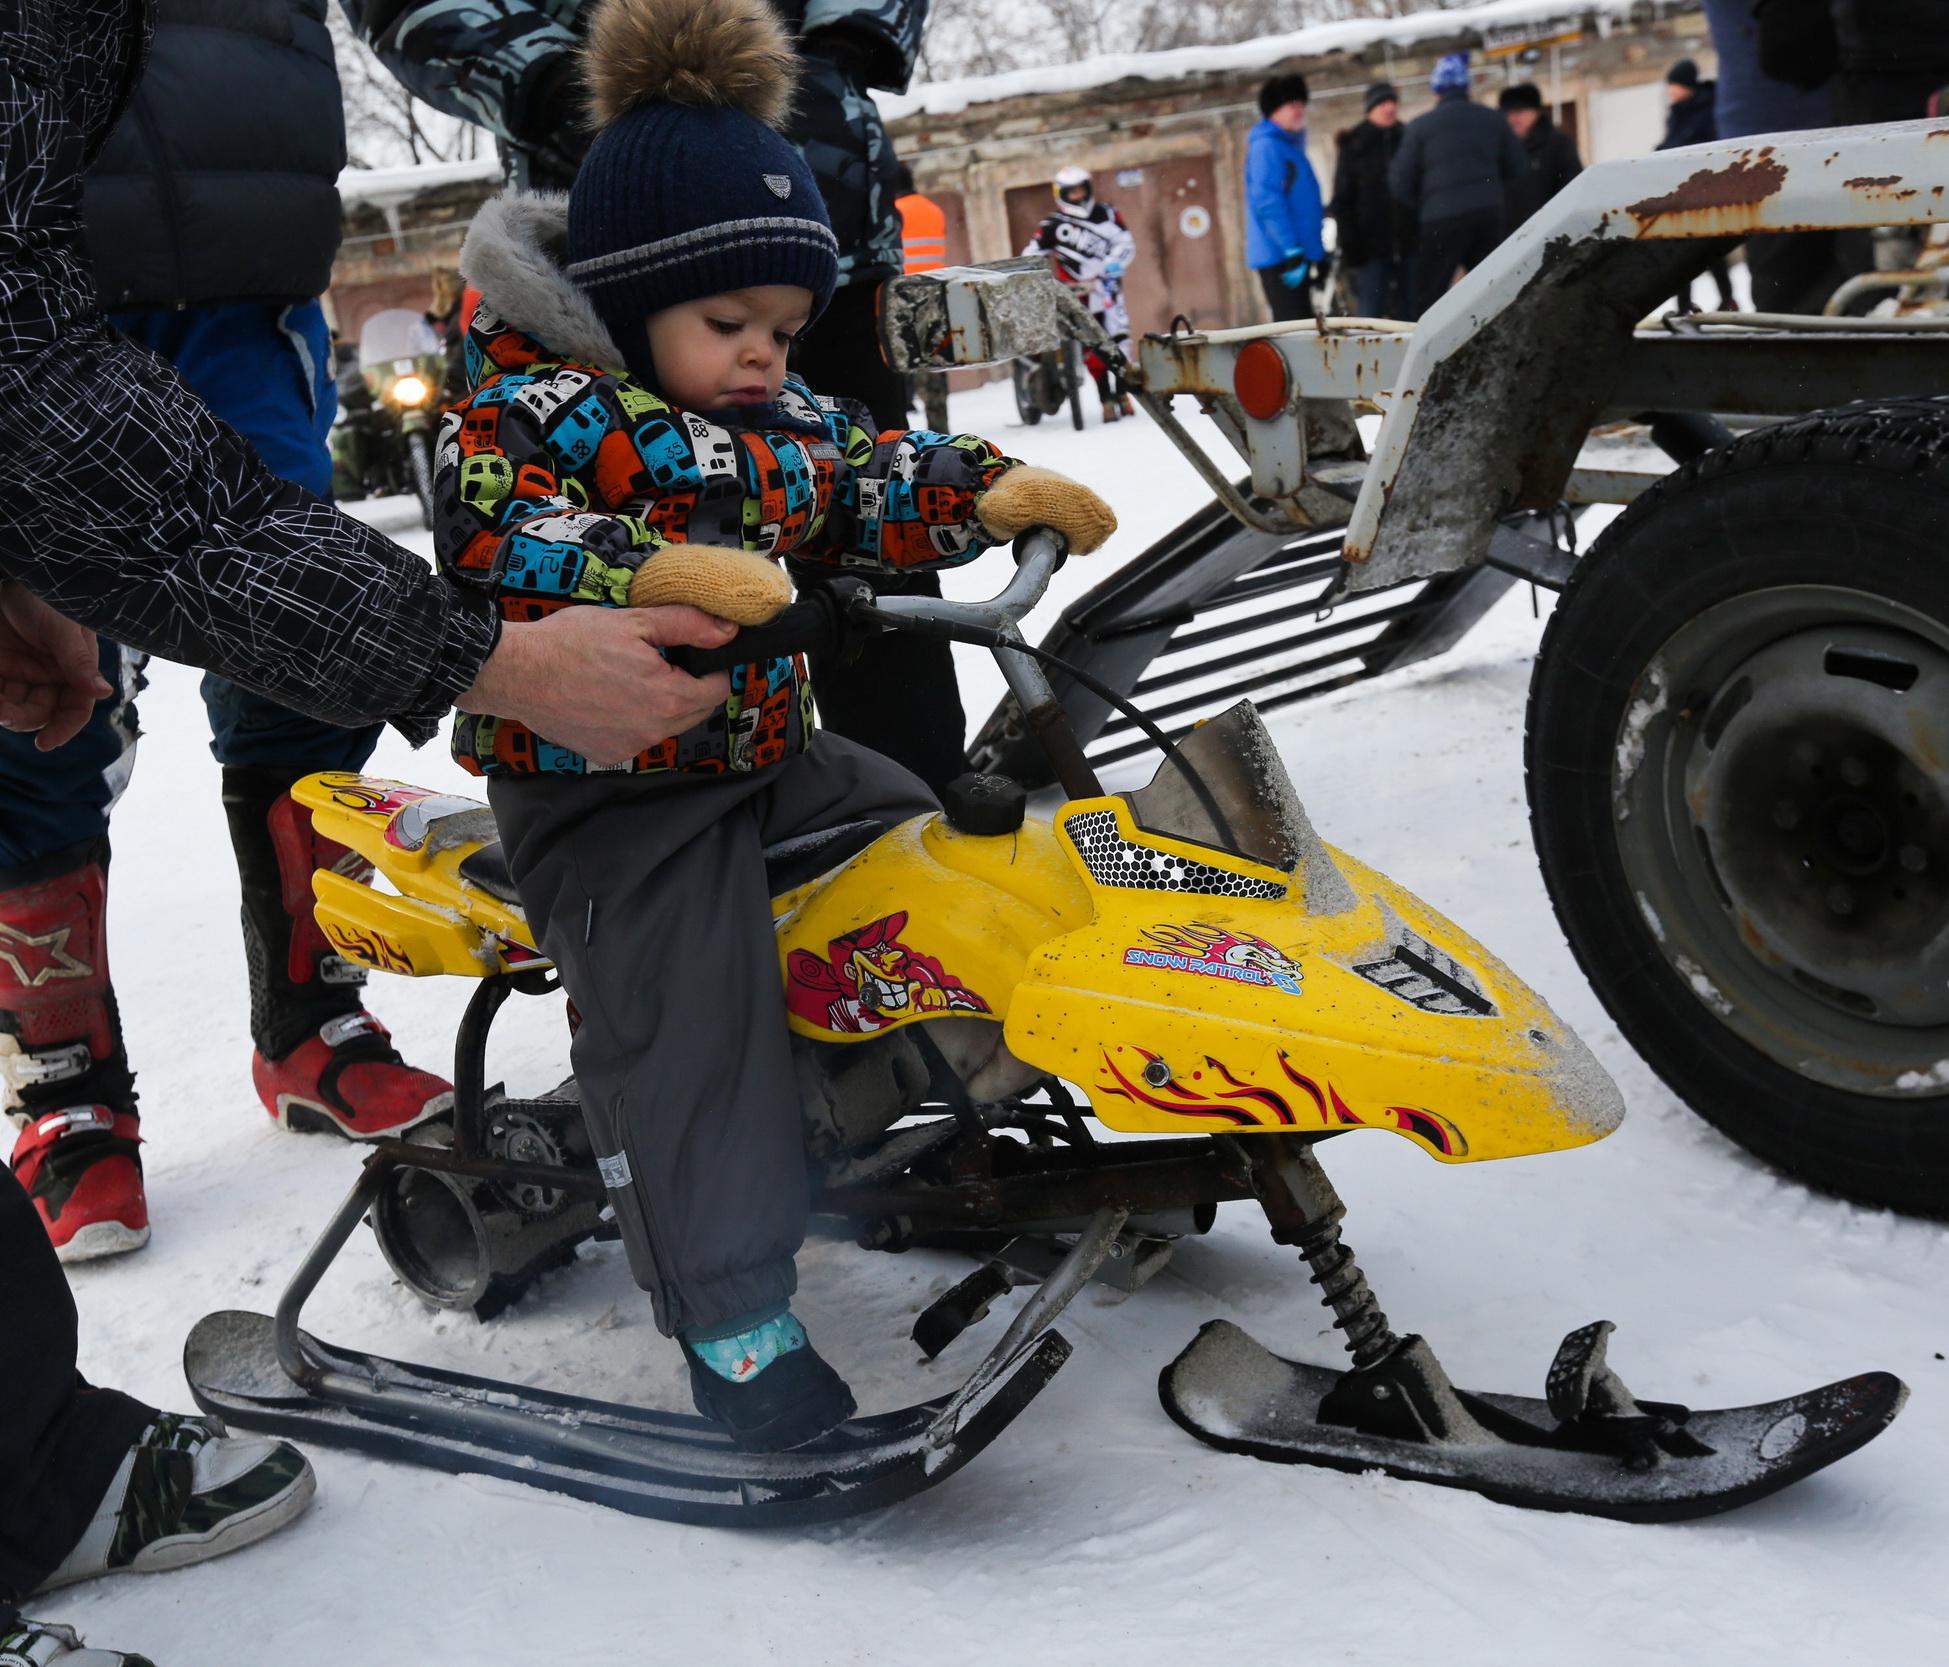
[
  {"left": 1659, "top": 81, "right": 1718, "bottom": 149},
  {"left": 1329, "top": 119, "right": 1414, "bottom": 266},
  {"left": 1388, "top": 91, "right": 1529, "bottom": 227},
  {"left": 82, "top": 0, "right": 344, "bottom": 309},
  {"left": 1505, "top": 114, "right": 1582, "bottom": 231},
  {"left": 1756, "top": 0, "right": 1949, "bottom": 120}
]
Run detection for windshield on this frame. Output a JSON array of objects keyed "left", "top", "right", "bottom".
[
  {"left": 358, "top": 309, "right": 441, "bottom": 367},
  {"left": 1122, "top": 702, "right": 1357, "bottom": 911}
]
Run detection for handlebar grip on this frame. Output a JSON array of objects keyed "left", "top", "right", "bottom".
[{"left": 662, "top": 590, "right": 848, "bottom": 677}]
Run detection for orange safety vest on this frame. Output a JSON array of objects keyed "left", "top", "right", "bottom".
[{"left": 896, "top": 192, "right": 948, "bottom": 274}]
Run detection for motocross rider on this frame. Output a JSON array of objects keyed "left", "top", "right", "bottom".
[{"left": 1023, "top": 164, "right": 1138, "bottom": 421}]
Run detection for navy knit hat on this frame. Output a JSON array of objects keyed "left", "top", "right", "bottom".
[
  {"left": 1431, "top": 52, "right": 1472, "bottom": 95},
  {"left": 566, "top": 0, "right": 840, "bottom": 383}
]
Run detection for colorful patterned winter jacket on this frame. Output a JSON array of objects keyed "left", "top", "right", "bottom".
[{"left": 437, "top": 193, "right": 1015, "bottom": 778}]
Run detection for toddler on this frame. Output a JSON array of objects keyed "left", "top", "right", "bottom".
[{"left": 435, "top": 0, "right": 1115, "bottom": 1450}]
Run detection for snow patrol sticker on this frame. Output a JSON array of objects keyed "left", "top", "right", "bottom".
[{"left": 1123, "top": 923, "right": 1303, "bottom": 996}]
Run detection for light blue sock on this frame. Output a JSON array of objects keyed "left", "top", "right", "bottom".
[{"left": 684, "top": 1310, "right": 808, "bottom": 1384}]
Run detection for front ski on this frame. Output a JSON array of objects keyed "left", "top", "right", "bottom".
[
  {"left": 1159, "top": 1319, "right": 1906, "bottom": 1523},
  {"left": 186, "top": 1308, "right": 1068, "bottom": 1527}
]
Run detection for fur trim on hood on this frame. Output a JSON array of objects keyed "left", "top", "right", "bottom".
[
  {"left": 458, "top": 193, "right": 626, "bottom": 370},
  {"left": 583, "top": 0, "right": 798, "bottom": 131}
]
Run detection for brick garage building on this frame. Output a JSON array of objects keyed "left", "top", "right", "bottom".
[{"left": 884, "top": 0, "right": 1714, "bottom": 335}]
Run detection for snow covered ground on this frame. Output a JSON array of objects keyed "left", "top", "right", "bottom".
[{"left": 53, "top": 379, "right": 1942, "bottom": 1666}]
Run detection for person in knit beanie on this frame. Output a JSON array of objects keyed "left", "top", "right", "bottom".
[
  {"left": 1389, "top": 47, "right": 1527, "bottom": 315},
  {"left": 432, "top": 0, "right": 1116, "bottom": 1454}
]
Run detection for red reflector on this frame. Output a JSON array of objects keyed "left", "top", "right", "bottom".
[{"left": 1233, "top": 339, "right": 1290, "bottom": 420}]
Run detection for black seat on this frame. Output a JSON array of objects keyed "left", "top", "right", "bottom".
[
  {"left": 763, "top": 820, "right": 884, "bottom": 895},
  {"left": 456, "top": 819, "right": 886, "bottom": 911},
  {"left": 457, "top": 840, "right": 522, "bottom": 904}
]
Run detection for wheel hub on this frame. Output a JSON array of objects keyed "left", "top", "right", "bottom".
[
  {"left": 1611, "top": 586, "right": 1949, "bottom": 1097},
  {"left": 1687, "top": 626, "right": 1949, "bottom": 1026}
]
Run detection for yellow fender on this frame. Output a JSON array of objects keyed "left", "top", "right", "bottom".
[
  {"left": 776, "top": 796, "right": 1623, "bottom": 1164},
  {"left": 293, "top": 773, "right": 545, "bottom": 978}
]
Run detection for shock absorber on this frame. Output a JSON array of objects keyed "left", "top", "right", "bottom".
[{"left": 1248, "top": 1137, "right": 1400, "bottom": 1370}]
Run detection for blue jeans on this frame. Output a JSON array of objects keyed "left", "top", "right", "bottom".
[
  {"left": 0, "top": 301, "right": 380, "bottom": 870},
  {"left": 1353, "top": 258, "right": 1412, "bottom": 321}
]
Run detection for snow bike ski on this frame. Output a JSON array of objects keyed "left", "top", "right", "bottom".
[{"left": 186, "top": 531, "right": 1907, "bottom": 1526}]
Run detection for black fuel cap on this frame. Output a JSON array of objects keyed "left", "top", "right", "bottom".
[{"left": 941, "top": 772, "right": 1026, "bottom": 836}]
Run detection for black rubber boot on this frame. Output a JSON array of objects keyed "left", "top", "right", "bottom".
[
  {"left": 218, "top": 765, "right": 368, "bottom": 1060},
  {"left": 680, "top": 1338, "right": 857, "bottom": 1453}
]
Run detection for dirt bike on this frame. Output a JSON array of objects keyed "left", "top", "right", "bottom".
[
  {"left": 328, "top": 308, "right": 444, "bottom": 529},
  {"left": 185, "top": 530, "right": 1906, "bottom": 1529}
]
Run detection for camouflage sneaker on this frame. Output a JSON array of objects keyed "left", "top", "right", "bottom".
[
  {"left": 0, "top": 1618, "right": 153, "bottom": 1667},
  {"left": 32, "top": 1414, "right": 314, "bottom": 1594}
]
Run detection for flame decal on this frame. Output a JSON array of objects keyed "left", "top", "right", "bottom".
[
  {"left": 1202, "top": 1056, "right": 1296, "bottom": 1125},
  {"left": 1098, "top": 1048, "right": 1265, "bottom": 1127},
  {"left": 1278, "top": 1053, "right": 1468, "bottom": 1156},
  {"left": 1097, "top": 1046, "right": 1469, "bottom": 1154}
]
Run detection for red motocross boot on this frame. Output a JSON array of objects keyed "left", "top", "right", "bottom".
[
  {"left": 222, "top": 766, "right": 452, "bottom": 1141},
  {"left": 1, "top": 844, "right": 150, "bottom": 1261}
]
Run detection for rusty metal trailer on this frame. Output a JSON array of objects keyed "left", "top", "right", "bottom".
[{"left": 883, "top": 120, "right": 1949, "bottom": 1216}]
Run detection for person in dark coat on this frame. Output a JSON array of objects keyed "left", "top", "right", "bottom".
[
  {"left": 345, "top": 0, "right": 975, "bottom": 794},
  {"left": 1497, "top": 83, "right": 1582, "bottom": 232},
  {"left": 1389, "top": 53, "right": 1529, "bottom": 317},
  {"left": 1329, "top": 82, "right": 1415, "bottom": 320},
  {"left": 1, "top": 4, "right": 741, "bottom": 1658},
  {"left": 1659, "top": 60, "right": 1736, "bottom": 310},
  {"left": 1, "top": 0, "right": 459, "bottom": 1276}
]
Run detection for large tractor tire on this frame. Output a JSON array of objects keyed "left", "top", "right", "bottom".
[{"left": 1527, "top": 398, "right": 1949, "bottom": 1216}]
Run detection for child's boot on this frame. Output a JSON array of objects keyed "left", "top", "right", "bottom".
[
  {"left": 1100, "top": 393, "right": 1121, "bottom": 423},
  {"left": 221, "top": 767, "right": 451, "bottom": 1140},
  {"left": 1, "top": 844, "right": 148, "bottom": 1263},
  {"left": 680, "top": 1309, "right": 856, "bottom": 1451}
]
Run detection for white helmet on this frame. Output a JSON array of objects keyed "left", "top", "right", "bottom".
[{"left": 1052, "top": 164, "right": 1094, "bottom": 214}]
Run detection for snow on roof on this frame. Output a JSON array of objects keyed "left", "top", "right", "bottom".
[
  {"left": 880, "top": 0, "right": 1697, "bottom": 121},
  {"left": 337, "top": 155, "right": 503, "bottom": 209}
]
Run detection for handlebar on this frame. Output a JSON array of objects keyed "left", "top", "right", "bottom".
[
  {"left": 659, "top": 529, "right": 1068, "bottom": 676},
  {"left": 661, "top": 584, "right": 858, "bottom": 677}
]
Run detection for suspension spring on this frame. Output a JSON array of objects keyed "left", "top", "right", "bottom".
[{"left": 1295, "top": 1216, "right": 1397, "bottom": 1370}]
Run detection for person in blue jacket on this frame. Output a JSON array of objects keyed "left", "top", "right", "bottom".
[{"left": 1244, "top": 72, "right": 1327, "bottom": 323}]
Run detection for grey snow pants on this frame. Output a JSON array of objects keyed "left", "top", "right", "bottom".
[{"left": 488, "top": 735, "right": 936, "bottom": 1337}]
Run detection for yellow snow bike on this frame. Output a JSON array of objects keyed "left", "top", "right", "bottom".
[{"left": 186, "top": 532, "right": 1906, "bottom": 1526}]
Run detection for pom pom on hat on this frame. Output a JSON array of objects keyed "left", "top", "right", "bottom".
[{"left": 584, "top": 0, "right": 799, "bottom": 128}]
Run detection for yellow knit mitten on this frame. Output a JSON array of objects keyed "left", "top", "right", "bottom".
[
  {"left": 626, "top": 544, "right": 791, "bottom": 624},
  {"left": 976, "top": 465, "right": 1118, "bottom": 554}
]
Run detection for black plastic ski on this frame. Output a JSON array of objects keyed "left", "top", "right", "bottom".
[
  {"left": 187, "top": 1309, "right": 1068, "bottom": 1527},
  {"left": 1159, "top": 1320, "right": 1906, "bottom": 1523}
]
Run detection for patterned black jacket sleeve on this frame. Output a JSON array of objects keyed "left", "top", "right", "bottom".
[
  {"left": 0, "top": 0, "right": 500, "bottom": 745},
  {"left": 349, "top": 0, "right": 926, "bottom": 272}
]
